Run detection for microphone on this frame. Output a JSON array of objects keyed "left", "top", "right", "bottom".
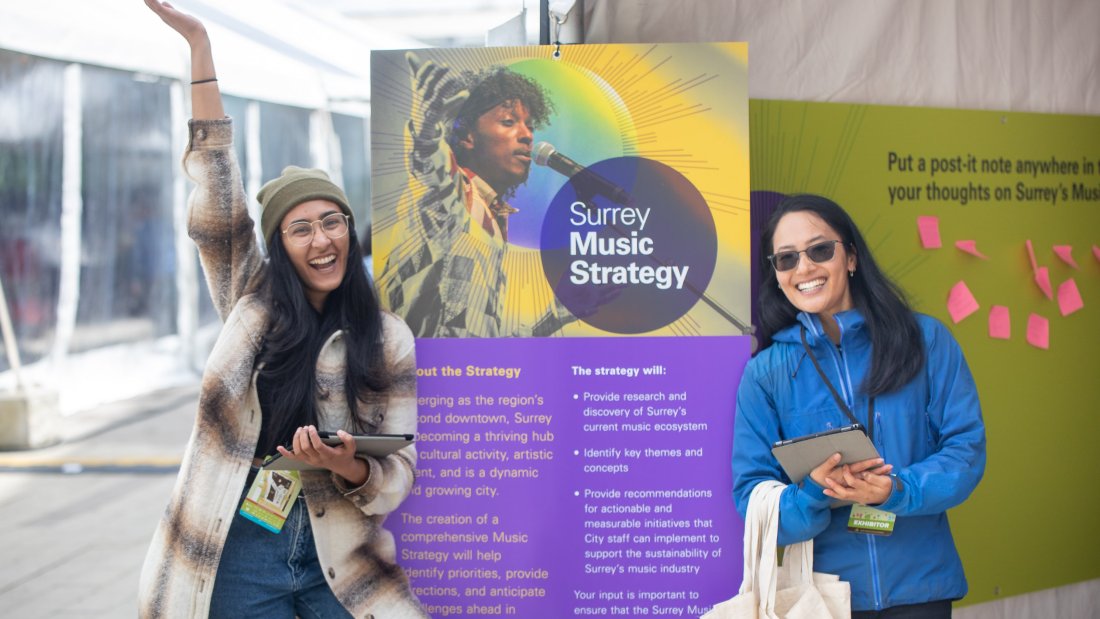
[{"left": 533, "top": 142, "right": 632, "bottom": 205}]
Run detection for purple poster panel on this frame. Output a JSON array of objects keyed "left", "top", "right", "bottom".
[
  {"left": 390, "top": 336, "right": 750, "bottom": 616},
  {"left": 371, "top": 42, "right": 753, "bottom": 617}
]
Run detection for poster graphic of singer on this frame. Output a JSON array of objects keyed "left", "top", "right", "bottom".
[{"left": 371, "top": 44, "right": 750, "bottom": 337}]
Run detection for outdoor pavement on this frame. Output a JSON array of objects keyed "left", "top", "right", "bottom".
[{"left": 0, "top": 383, "right": 199, "bottom": 618}]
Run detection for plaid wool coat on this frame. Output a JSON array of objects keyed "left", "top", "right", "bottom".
[{"left": 137, "top": 118, "right": 428, "bottom": 619}]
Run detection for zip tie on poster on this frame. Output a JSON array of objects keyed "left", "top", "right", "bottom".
[{"left": 551, "top": 12, "right": 567, "bottom": 60}]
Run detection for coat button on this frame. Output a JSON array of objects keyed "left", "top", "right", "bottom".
[{"left": 327, "top": 567, "right": 336, "bottom": 579}]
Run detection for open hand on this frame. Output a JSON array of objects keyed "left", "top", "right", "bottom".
[
  {"left": 406, "top": 51, "right": 469, "bottom": 136},
  {"left": 144, "top": 0, "right": 209, "bottom": 47}
]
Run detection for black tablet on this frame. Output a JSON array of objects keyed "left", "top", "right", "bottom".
[
  {"left": 771, "top": 424, "right": 879, "bottom": 484},
  {"left": 264, "top": 433, "right": 415, "bottom": 471}
]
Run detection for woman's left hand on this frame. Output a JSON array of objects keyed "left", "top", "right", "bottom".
[
  {"left": 822, "top": 464, "right": 894, "bottom": 506},
  {"left": 276, "top": 426, "right": 369, "bottom": 485}
]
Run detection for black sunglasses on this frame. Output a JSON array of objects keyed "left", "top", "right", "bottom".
[{"left": 767, "top": 240, "right": 844, "bottom": 272}]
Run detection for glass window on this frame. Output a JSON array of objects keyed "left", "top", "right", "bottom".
[
  {"left": 74, "top": 66, "right": 175, "bottom": 351},
  {"left": 259, "top": 101, "right": 311, "bottom": 183},
  {"left": 332, "top": 113, "right": 371, "bottom": 236},
  {"left": 0, "top": 51, "right": 65, "bottom": 372}
]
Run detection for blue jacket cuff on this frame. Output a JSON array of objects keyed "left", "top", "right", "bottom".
[
  {"left": 875, "top": 474, "right": 906, "bottom": 512},
  {"left": 798, "top": 475, "right": 832, "bottom": 508}
]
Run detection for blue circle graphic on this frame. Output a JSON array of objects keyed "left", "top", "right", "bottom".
[{"left": 540, "top": 157, "right": 717, "bottom": 334}]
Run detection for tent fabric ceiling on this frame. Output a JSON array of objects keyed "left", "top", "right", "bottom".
[
  {"left": 0, "top": 0, "right": 426, "bottom": 111},
  {"left": 581, "top": 0, "right": 1100, "bottom": 116}
]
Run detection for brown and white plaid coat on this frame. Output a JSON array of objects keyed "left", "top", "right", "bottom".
[{"left": 138, "top": 118, "right": 428, "bottom": 618}]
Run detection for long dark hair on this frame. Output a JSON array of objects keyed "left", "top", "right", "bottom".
[
  {"left": 757, "top": 194, "right": 924, "bottom": 396},
  {"left": 255, "top": 226, "right": 388, "bottom": 456}
]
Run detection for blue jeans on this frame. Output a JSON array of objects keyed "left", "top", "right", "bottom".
[
  {"left": 209, "top": 471, "right": 353, "bottom": 619},
  {"left": 852, "top": 600, "right": 952, "bottom": 619}
]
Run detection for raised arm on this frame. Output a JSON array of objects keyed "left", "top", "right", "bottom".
[
  {"left": 144, "top": 0, "right": 224, "bottom": 119},
  {"left": 145, "top": 0, "right": 262, "bottom": 319}
]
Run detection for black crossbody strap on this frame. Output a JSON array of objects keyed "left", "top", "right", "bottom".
[{"left": 799, "top": 325, "right": 875, "bottom": 442}]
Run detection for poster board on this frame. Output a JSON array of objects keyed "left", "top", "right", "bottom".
[{"left": 371, "top": 42, "right": 751, "bottom": 615}]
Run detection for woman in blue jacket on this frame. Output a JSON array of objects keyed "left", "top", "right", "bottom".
[{"left": 733, "top": 194, "right": 986, "bottom": 617}]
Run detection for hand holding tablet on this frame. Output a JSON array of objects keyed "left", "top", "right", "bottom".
[
  {"left": 771, "top": 424, "right": 880, "bottom": 483},
  {"left": 771, "top": 424, "right": 891, "bottom": 506},
  {"left": 265, "top": 432, "right": 415, "bottom": 471}
]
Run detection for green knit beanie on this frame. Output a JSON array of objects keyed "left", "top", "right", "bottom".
[{"left": 257, "top": 166, "right": 353, "bottom": 245}]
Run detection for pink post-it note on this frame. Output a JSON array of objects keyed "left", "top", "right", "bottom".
[
  {"left": 1026, "top": 313, "right": 1049, "bottom": 349},
  {"left": 1058, "top": 279, "right": 1084, "bottom": 316},
  {"left": 1053, "top": 245, "right": 1079, "bottom": 269},
  {"left": 947, "top": 281, "right": 980, "bottom": 323},
  {"left": 988, "top": 305, "right": 1010, "bottom": 339},
  {"left": 917, "top": 216, "right": 941, "bottom": 249},
  {"left": 1034, "top": 267, "right": 1053, "bottom": 300},
  {"left": 955, "top": 240, "right": 988, "bottom": 259},
  {"left": 1026, "top": 239, "right": 1038, "bottom": 272}
]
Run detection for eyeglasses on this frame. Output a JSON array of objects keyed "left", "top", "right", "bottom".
[
  {"left": 281, "top": 213, "right": 350, "bottom": 246},
  {"left": 767, "top": 240, "right": 844, "bottom": 272}
]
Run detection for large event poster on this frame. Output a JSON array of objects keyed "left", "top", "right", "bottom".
[
  {"left": 371, "top": 44, "right": 751, "bottom": 616},
  {"left": 749, "top": 101, "right": 1100, "bottom": 605}
]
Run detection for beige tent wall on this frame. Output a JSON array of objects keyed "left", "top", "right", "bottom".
[{"left": 581, "top": 0, "right": 1099, "bottom": 116}]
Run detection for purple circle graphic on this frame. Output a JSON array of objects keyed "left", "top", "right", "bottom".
[{"left": 540, "top": 157, "right": 717, "bottom": 334}]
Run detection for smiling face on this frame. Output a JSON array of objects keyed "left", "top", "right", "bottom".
[
  {"left": 280, "top": 199, "right": 348, "bottom": 312},
  {"left": 771, "top": 210, "right": 856, "bottom": 324},
  {"left": 456, "top": 99, "right": 534, "bottom": 194}
]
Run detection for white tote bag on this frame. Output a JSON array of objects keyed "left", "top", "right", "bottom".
[{"left": 701, "top": 481, "right": 851, "bottom": 619}]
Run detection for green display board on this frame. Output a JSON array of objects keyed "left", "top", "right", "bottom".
[{"left": 750, "top": 99, "right": 1100, "bottom": 605}]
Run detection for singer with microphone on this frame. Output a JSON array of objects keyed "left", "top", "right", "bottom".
[{"left": 379, "top": 54, "right": 584, "bottom": 338}]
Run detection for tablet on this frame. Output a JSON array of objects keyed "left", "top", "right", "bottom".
[
  {"left": 770, "top": 424, "right": 879, "bottom": 484},
  {"left": 264, "top": 432, "right": 415, "bottom": 471}
]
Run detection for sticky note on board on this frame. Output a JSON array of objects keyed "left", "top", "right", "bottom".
[
  {"left": 1058, "top": 279, "right": 1084, "bottom": 316},
  {"left": 988, "top": 306, "right": 1010, "bottom": 339},
  {"left": 1034, "top": 267, "right": 1053, "bottom": 300},
  {"left": 917, "top": 216, "right": 941, "bottom": 249},
  {"left": 1026, "top": 314, "right": 1049, "bottom": 350},
  {"left": 1025, "top": 240, "right": 1038, "bottom": 272},
  {"left": 1053, "top": 245, "right": 1079, "bottom": 269},
  {"left": 955, "top": 240, "right": 988, "bottom": 259},
  {"left": 947, "top": 281, "right": 980, "bottom": 323}
]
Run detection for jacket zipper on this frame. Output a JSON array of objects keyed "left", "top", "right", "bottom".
[
  {"left": 867, "top": 535, "right": 883, "bottom": 608},
  {"left": 821, "top": 315, "right": 885, "bottom": 610}
]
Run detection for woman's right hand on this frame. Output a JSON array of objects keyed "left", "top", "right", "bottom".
[
  {"left": 144, "top": 0, "right": 209, "bottom": 47},
  {"left": 144, "top": 0, "right": 224, "bottom": 120}
]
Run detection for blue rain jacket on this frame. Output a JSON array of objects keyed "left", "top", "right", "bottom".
[{"left": 733, "top": 309, "right": 986, "bottom": 611}]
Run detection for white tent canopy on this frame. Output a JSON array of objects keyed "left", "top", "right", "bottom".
[{"left": 0, "top": 0, "right": 426, "bottom": 112}]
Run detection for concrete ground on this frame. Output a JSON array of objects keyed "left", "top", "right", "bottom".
[{"left": 0, "top": 384, "right": 198, "bottom": 618}]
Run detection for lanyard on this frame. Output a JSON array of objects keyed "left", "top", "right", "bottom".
[{"left": 799, "top": 326, "right": 875, "bottom": 442}]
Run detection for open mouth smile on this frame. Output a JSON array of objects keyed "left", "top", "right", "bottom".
[
  {"left": 309, "top": 255, "right": 337, "bottom": 269},
  {"left": 796, "top": 278, "right": 826, "bottom": 292}
]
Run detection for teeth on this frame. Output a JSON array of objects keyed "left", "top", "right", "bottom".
[
  {"left": 309, "top": 255, "right": 336, "bottom": 266},
  {"left": 797, "top": 278, "right": 825, "bottom": 292}
]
